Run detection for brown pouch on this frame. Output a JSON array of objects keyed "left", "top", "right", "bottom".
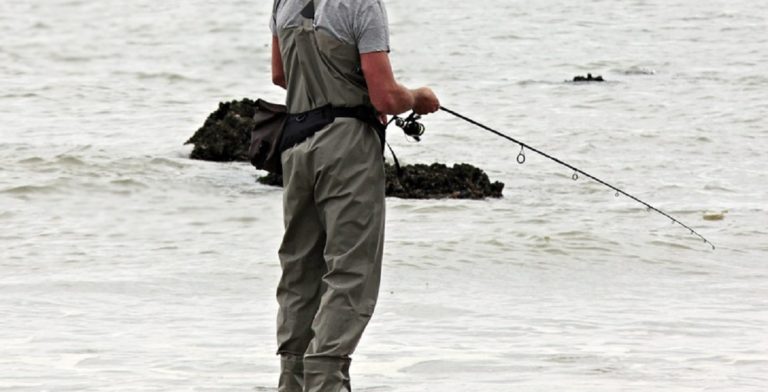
[{"left": 248, "top": 98, "right": 287, "bottom": 174}]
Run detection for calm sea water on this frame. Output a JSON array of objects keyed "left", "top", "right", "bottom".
[{"left": 1, "top": 0, "right": 766, "bottom": 391}]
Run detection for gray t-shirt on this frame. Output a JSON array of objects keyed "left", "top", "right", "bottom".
[{"left": 270, "top": 0, "right": 390, "bottom": 53}]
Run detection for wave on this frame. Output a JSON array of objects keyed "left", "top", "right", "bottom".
[
  {"left": 17, "top": 157, "right": 45, "bottom": 164},
  {"left": 516, "top": 80, "right": 562, "bottom": 86},
  {"left": 614, "top": 66, "right": 657, "bottom": 75},
  {"left": 109, "top": 178, "right": 148, "bottom": 188},
  {"left": 149, "top": 157, "right": 190, "bottom": 169},
  {"left": 0, "top": 184, "right": 59, "bottom": 195},
  {"left": 0, "top": 92, "right": 39, "bottom": 99},
  {"left": 14, "top": 154, "right": 87, "bottom": 167},
  {"left": 134, "top": 71, "right": 202, "bottom": 83}
]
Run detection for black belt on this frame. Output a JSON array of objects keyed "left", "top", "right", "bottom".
[{"left": 279, "top": 104, "right": 385, "bottom": 153}]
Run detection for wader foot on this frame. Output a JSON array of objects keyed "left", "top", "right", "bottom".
[
  {"left": 279, "top": 354, "right": 305, "bottom": 392},
  {"left": 303, "top": 357, "right": 351, "bottom": 392}
]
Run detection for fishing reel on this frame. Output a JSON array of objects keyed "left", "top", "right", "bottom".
[{"left": 393, "top": 112, "right": 425, "bottom": 142}]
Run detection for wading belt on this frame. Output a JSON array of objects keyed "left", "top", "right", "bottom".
[{"left": 279, "top": 105, "right": 385, "bottom": 153}]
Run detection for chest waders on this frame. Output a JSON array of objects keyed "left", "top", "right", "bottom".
[{"left": 275, "top": 1, "right": 386, "bottom": 392}]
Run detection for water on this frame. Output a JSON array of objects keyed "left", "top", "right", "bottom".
[{"left": 1, "top": 0, "right": 766, "bottom": 390}]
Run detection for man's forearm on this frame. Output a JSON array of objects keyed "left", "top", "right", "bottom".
[
  {"left": 271, "top": 36, "right": 287, "bottom": 89},
  {"left": 374, "top": 83, "right": 416, "bottom": 115}
]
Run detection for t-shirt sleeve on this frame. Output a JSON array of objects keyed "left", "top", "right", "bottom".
[
  {"left": 354, "top": 0, "right": 390, "bottom": 53},
  {"left": 269, "top": 0, "right": 278, "bottom": 35}
]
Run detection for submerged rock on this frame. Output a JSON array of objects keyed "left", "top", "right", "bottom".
[
  {"left": 257, "top": 172, "right": 283, "bottom": 187},
  {"left": 187, "top": 98, "right": 505, "bottom": 199},
  {"left": 703, "top": 211, "right": 726, "bottom": 221}
]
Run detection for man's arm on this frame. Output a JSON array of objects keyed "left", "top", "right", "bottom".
[
  {"left": 271, "top": 35, "right": 286, "bottom": 89},
  {"left": 361, "top": 51, "right": 439, "bottom": 115}
]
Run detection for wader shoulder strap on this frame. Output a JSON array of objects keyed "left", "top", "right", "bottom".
[
  {"left": 272, "top": 0, "right": 282, "bottom": 21},
  {"left": 300, "top": 0, "right": 315, "bottom": 19}
]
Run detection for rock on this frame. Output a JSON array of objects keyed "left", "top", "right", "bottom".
[
  {"left": 572, "top": 73, "right": 605, "bottom": 82},
  {"left": 185, "top": 98, "right": 258, "bottom": 161},
  {"left": 385, "top": 163, "right": 503, "bottom": 199},
  {"left": 187, "top": 99, "right": 505, "bottom": 199}
]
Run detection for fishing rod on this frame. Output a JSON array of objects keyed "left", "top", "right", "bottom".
[{"left": 414, "top": 106, "right": 714, "bottom": 250}]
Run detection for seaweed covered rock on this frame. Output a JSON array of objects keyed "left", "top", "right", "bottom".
[
  {"left": 257, "top": 163, "right": 504, "bottom": 199},
  {"left": 185, "top": 99, "right": 258, "bottom": 161},
  {"left": 385, "top": 163, "right": 503, "bottom": 199},
  {"left": 188, "top": 99, "right": 505, "bottom": 199}
]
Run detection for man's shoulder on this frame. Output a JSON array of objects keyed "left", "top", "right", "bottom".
[{"left": 320, "top": 0, "right": 385, "bottom": 14}]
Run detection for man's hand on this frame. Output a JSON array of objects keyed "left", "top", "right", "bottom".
[{"left": 412, "top": 87, "right": 440, "bottom": 115}]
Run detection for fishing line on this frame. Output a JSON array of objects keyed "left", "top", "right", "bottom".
[{"left": 439, "top": 105, "right": 715, "bottom": 250}]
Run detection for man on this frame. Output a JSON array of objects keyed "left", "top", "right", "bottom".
[{"left": 270, "top": 0, "right": 439, "bottom": 390}]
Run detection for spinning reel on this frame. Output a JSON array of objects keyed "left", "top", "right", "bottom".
[{"left": 392, "top": 112, "right": 425, "bottom": 142}]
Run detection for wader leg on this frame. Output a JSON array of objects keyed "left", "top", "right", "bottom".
[
  {"left": 278, "top": 354, "right": 305, "bottom": 392},
  {"left": 303, "top": 357, "right": 352, "bottom": 392},
  {"left": 304, "top": 120, "right": 386, "bottom": 390},
  {"left": 277, "top": 140, "right": 328, "bottom": 391}
]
